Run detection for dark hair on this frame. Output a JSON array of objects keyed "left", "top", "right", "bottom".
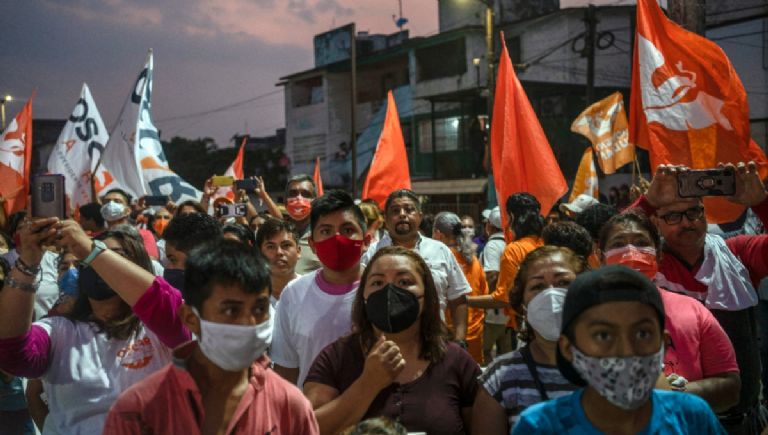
[
  {"left": 341, "top": 417, "right": 408, "bottom": 435},
  {"left": 512, "top": 209, "right": 545, "bottom": 239},
  {"left": 255, "top": 218, "right": 300, "bottom": 249},
  {"left": 285, "top": 174, "right": 316, "bottom": 199},
  {"left": 175, "top": 200, "right": 206, "bottom": 216},
  {"left": 510, "top": 245, "right": 587, "bottom": 343},
  {"left": 163, "top": 212, "right": 223, "bottom": 254},
  {"left": 8, "top": 211, "right": 27, "bottom": 238},
  {"left": 79, "top": 202, "right": 105, "bottom": 228},
  {"left": 598, "top": 209, "right": 660, "bottom": 252},
  {"left": 384, "top": 189, "right": 421, "bottom": 214},
  {"left": 182, "top": 239, "right": 271, "bottom": 310},
  {"left": 104, "top": 188, "right": 133, "bottom": 205},
  {"left": 0, "top": 256, "right": 10, "bottom": 286},
  {"left": 309, "top": 190, "right": 366, "bottom": 234},
  {"left": 352, "top": 246, "right": 449, "bottom": 363},
  {"left": 419, "top": 213, "right": 434, "bottom": 237},
  {"left": 222, "top": 223, "right": 256, "bottom": 247},
  {"left": 575, "top": 203, "right": 619, "bottom": 240},
  {"left": 506, "top": 192, "right": 540, "bottom": 217},
  {"left": 542, "top": 221, "right": 593, "bottom": 259},
  {"left": 66, "top": 227, "right": 154, "bottom": 340}
]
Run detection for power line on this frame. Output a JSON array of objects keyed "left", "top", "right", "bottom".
[{"left": 155, "top": 89, "right": 283, "bottom": 123}]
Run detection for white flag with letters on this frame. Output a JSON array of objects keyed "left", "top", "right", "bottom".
[
  {"left": 47, "top": 83, "right": 109, "bottom": 214},
  {"left": 95, "top": 50, "right": 200, "bottom": 203}
]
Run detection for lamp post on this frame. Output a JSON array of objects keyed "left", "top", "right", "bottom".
[{"left": 0, "top": 95, "right": 12, "bottom": 131}]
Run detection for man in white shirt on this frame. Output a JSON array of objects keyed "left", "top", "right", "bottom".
[
  {"left": 271, "top": 190, "right": 371, "bottom": 387},
  {"left": 361, "top": 189, "right": 471, "bottom": 344}
]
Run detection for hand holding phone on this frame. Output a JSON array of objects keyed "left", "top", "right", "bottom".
[
  {"left": 32, "top": 175, "right": 66, "bottom": 219},
  {"left": 677, "top": 168, "right": 736, "bottom": 198}
]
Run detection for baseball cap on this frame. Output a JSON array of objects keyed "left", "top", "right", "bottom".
[
  {"left": 481, "top": 209, "right": 492, "bottom": 220},
  {"left": 560, "top": 194, "right": 600, "bottom": 215},
  {"left": 488, "top": 206, "right": 502, "bottom": 229},
  {"left": 556, "top": 265, "right": 665, "bottom": 386}
]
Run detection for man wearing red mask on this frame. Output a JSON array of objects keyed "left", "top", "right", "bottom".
[
  {"left": 271, "top": 190, "right": 371, "bottom": 387},
  {"left": 283, "top": 175, "right": 322, "bottom": 274}
]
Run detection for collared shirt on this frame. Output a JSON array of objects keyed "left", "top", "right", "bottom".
[
  {"left": 362, "top": 233, "right": 472, "bottom": 312},
  {"left": 103, "top": 343, "right": 319, "bottom": 435}
]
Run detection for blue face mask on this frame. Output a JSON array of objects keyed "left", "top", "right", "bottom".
[{"left": 58, "top": 268, "right": 79, "bottom": 297}]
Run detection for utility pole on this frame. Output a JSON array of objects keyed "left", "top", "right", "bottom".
[
  {"left": 485, "top": 3, "right": 494, "bottom": 119},
  {"left": 668, "top": 0, "right": 706, "bottom": 35},
  {"left": 584, "top": 5, "right": 598, "bottom": 105},
  {"left": 350, "top": 23, "right": 358, "bottom": 198}
]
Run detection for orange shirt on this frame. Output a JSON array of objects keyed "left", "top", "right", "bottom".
[
  {"left": 450, "top": 249, "right": 487, "bottom": 341},
  {"left": 491, "top": 236, "right": 544, "bottom": 328}
]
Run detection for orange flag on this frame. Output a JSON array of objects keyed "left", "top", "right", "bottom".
[
  {"left": 491, "top": 33, "right": 567, "bottom": 233},
  {"left": 215, "top": 137, "right": 245, "bottom": 201},
  {"left": 362, "top": 90, "right": 411, "bottom": 208},
  {"left": 313, "top": 156, "right": 324, "bottom": 197},
  {"left": 571, "top": 92, "right": 633, "bottom": 174},
  {"left": 0, "top": 98, "right": 33, "bottom": 216},
  {"left": 570, "top": 148, "right": 599, "bottom": 201},
  {"left": 629, "top": 0, "right": 767, "bottom": 223}
]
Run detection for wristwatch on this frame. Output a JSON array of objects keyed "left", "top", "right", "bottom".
[{"left": 83, "top": 239, "right": 107, "bottom": 266}]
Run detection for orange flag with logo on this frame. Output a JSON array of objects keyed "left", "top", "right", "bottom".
[
  {"left": 570, "top": 148, "right": 599, "bottom": 201},
  {"left": 362, "top": 90, "right": 411, "bottom": 208},
  {"left": 629, "top": 0, "right": 767, "bottom": 223},
  {"left": 214, "top": 137, "right": 245, "bottom": 201},
  {"left": 313, "top": 156, "right": 324, "bottom": 197},
  {"left": 491, "top": 33, "right": 567, "bottom": 233},
  {"left": 0, "top": 98, "right": 33, "bottom": 216},
  {"left": 571, "top": 92, "right": 633, "bottom": 174}
]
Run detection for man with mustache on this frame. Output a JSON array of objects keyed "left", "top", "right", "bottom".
[{"left": 634, "top": 162, "right": 768, "bottom": 434}]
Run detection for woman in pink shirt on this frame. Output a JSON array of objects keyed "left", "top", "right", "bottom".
[{"left": 598, "top": 210, "right": 741, "bottom": 413}]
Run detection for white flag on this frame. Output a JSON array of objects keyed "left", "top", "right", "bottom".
[
  {"left": 47, "top": 84, "right": 109, "bottom": 214},
  {"left": 96, "top": 50, "right": 200, "bottom": 203}
]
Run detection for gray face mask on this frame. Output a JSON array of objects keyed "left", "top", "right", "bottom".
[
  {"left": 571, "top": 346, "right": 664, "bottom": 410},
  {"left": 101, "top": 201, "right": 127, "bottom": 222}
]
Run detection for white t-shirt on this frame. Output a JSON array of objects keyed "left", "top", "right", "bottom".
[
  {"left": 270, "top": 270, "right": 357, "bottom": 388},
  {"left": 35, "top": 250, "right": 60, "bottom": 320},
  {"left": 35, "top": 316, "right": 172, "bottom": 435},
  {"left": 362, "top": 233, "right": 472, "bottom": 312}
]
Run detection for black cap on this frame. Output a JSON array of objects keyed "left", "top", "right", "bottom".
[{"left": 556, "top": 265, "right": 665, "bottom": 386}]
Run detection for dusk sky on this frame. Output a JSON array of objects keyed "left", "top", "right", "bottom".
[{"left": 1, "top": 1, "right": 438, "bottom": 148}]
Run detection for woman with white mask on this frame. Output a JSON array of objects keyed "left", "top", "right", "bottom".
[{"left": 472, "top": 246, "right": 586, "bottom": 433}]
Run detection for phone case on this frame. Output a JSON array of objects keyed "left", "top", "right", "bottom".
[
  {"left": 212, "top": 176, "right": 234, "bottom": 187},
  {"left": 31, "top": 175, "right": 66, "bottom": 219},
  {"left": 677, "top": 169, "right": 736, "bottom": 198}
]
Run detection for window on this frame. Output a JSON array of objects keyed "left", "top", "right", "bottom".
[
  {"left": 292, "top": 76, "right": 324, "bottom": 107},
  {"left": 416, "top": 39, "right": 467, "bottom": 82},
  {"left": 418, "top": 117, "right": 460, "bottom": 153}
]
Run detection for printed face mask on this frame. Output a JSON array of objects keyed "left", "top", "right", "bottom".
[
  {"left": 58, "top": 268, "right": 80, "bottom": 297},
  {"left": 525, "top": 287, "right": 567, "bottom": 341},
  {"left": 101, "top": 201, "right": 127, "bottom": 222},
  {"left": 365, "top": 283, "right": 421, "bottom": 333},
  {"left": 192, "top": 308, "right": 271, "bottom": 372},
  {"left": 571, "top": 345, "right": 664, "bottom": 410},
  {"left": 604, "top": 245, "right": 658, "bottom": 280},
  {"left": 286, "top": 197, "right": 311, "bottom": 221},
  {"left": 313, "top": 234, "right": 364, "bottom": 271}
]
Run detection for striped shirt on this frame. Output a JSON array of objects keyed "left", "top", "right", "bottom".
[{"left": 479, "top": 347, "right": 577, "bottom": 427}]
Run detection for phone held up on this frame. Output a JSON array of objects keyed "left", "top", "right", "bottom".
[
  {"left": 677, "top": 167, "right": 736, "bottom": 198},
  {"left": 216, "top": 203, "right": 247, "bottom": 218},
  {"left": 234, "top": 179, "right": 258, "bottom": 191},
  {"left": 144, "top": 195, "right": 169, "bottom": 207},
  {"left": 31, "top": 174, "right": 66, "bottom": 220}
]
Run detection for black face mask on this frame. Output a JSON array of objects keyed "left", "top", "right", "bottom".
[
  {"left": 78, "top": 265, "right": 117, "bottom": 301},
  {"left": 364, "top": 283, "right": 420, "bottom": 333},
  {"left": 163, "top": 269, "right": 185, "bottom": 291}
]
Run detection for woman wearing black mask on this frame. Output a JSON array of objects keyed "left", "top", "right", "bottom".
[{"left": 304, "top": 246, "right": 480, "bottom": 435}]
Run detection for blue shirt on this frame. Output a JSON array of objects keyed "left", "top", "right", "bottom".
[{"left": 512, "top": 389, "right": 725, "bottom": 434}]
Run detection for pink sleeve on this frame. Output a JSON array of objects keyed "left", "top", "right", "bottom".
[
  {"left": 0, "top": 325, "right": 52, "bottom": 378},
  {"left": 132, "top": 277, "right": 192, "bottom": 349},
  {"left": 725, "top": 235, "right": 768, "bottom": 287},
  {"left": 751, "top": 196, "right": 768, "bottom": 229},
  {"left": 697, "top": 305, "right": 740, "bottom": 376}
]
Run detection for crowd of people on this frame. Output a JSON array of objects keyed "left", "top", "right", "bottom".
[{"left": 0, "top": 162, "right": 766, "bottom": 434}]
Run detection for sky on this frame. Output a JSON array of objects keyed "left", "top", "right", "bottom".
[{"left": 0, "top": 0, "right": 438, "bottom": 148}]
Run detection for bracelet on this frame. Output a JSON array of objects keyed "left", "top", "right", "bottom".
[
  {"left": 5, "top": 275, "right": 38, "bottom": 293},
  {"left": 15, "top": 258, "right": 41, "bottom": 277}
]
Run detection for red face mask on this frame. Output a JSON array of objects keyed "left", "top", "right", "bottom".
[
  {"left": 313, "top": 234, "right": 365, "bottom": 271},
  {"left": 604, "top": 245, "right": 658, "bottom": 280},
  {"left": 153, "top": 218, "right": 170, "bottom": 237},
  {"left": 286, "top": 197, "right": 311, "bottom": 221}
]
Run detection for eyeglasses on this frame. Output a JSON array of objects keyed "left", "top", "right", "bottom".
[{"left": 659, "top": 206, "right": 705, "bottom": 225}]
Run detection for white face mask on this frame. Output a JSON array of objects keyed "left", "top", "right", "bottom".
[
  {"left": 525, "top": 287, "right": 567, "bottom": 341},
  {"left": 461, "top": 227, "right": 475, "bottom": 239},
  {"left": 101, "top": 201, "right": 127, "bottom": 222},
  {"left": 193, "top": 308, "right": 271, "bottom": 371}
]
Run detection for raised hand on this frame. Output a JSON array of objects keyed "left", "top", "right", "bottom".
[
  {"left": 18, "top": 218, "right": 59, "bottom": 266},
  {"left": 54, "top": 220, "right": 94, "bottom": 260},
  {"left": 202, "top": 176, "right": 218, "bottom": 197},
  {"left": 645, "top": 164, "right": 685, "bottom": 208},
  {"left": 722, "top": 161, "right": 768, "bottom": 207},
  {"left": 361, "top": 335, "right": 406, "bottom": 391}
]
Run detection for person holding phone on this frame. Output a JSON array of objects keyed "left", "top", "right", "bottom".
[{"left": 630, "top": 161, "right": 768, "bottom": 433}]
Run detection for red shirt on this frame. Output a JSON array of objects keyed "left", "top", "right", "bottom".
[{"left": 103, "top": 344, "right": 319, "bottom": 435}]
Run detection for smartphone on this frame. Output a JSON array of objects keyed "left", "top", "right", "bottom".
[
  {"left": 216, "top": 203, "right": 247, "bottom": 217},
  {"left": 677, "top": 168, "right": 736, "bottom": 198},
  {"left": 144, "top": 195, "right": 168, "bottom": 206},
  {"left": 212, "top": 175, "right": 235, "bottom": 187},
  {"left": 31, "top": 174, "right": 66, "bottom": 219},
  {"left": 235, "top": 179, "right": 258, "bottom": 191}
]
